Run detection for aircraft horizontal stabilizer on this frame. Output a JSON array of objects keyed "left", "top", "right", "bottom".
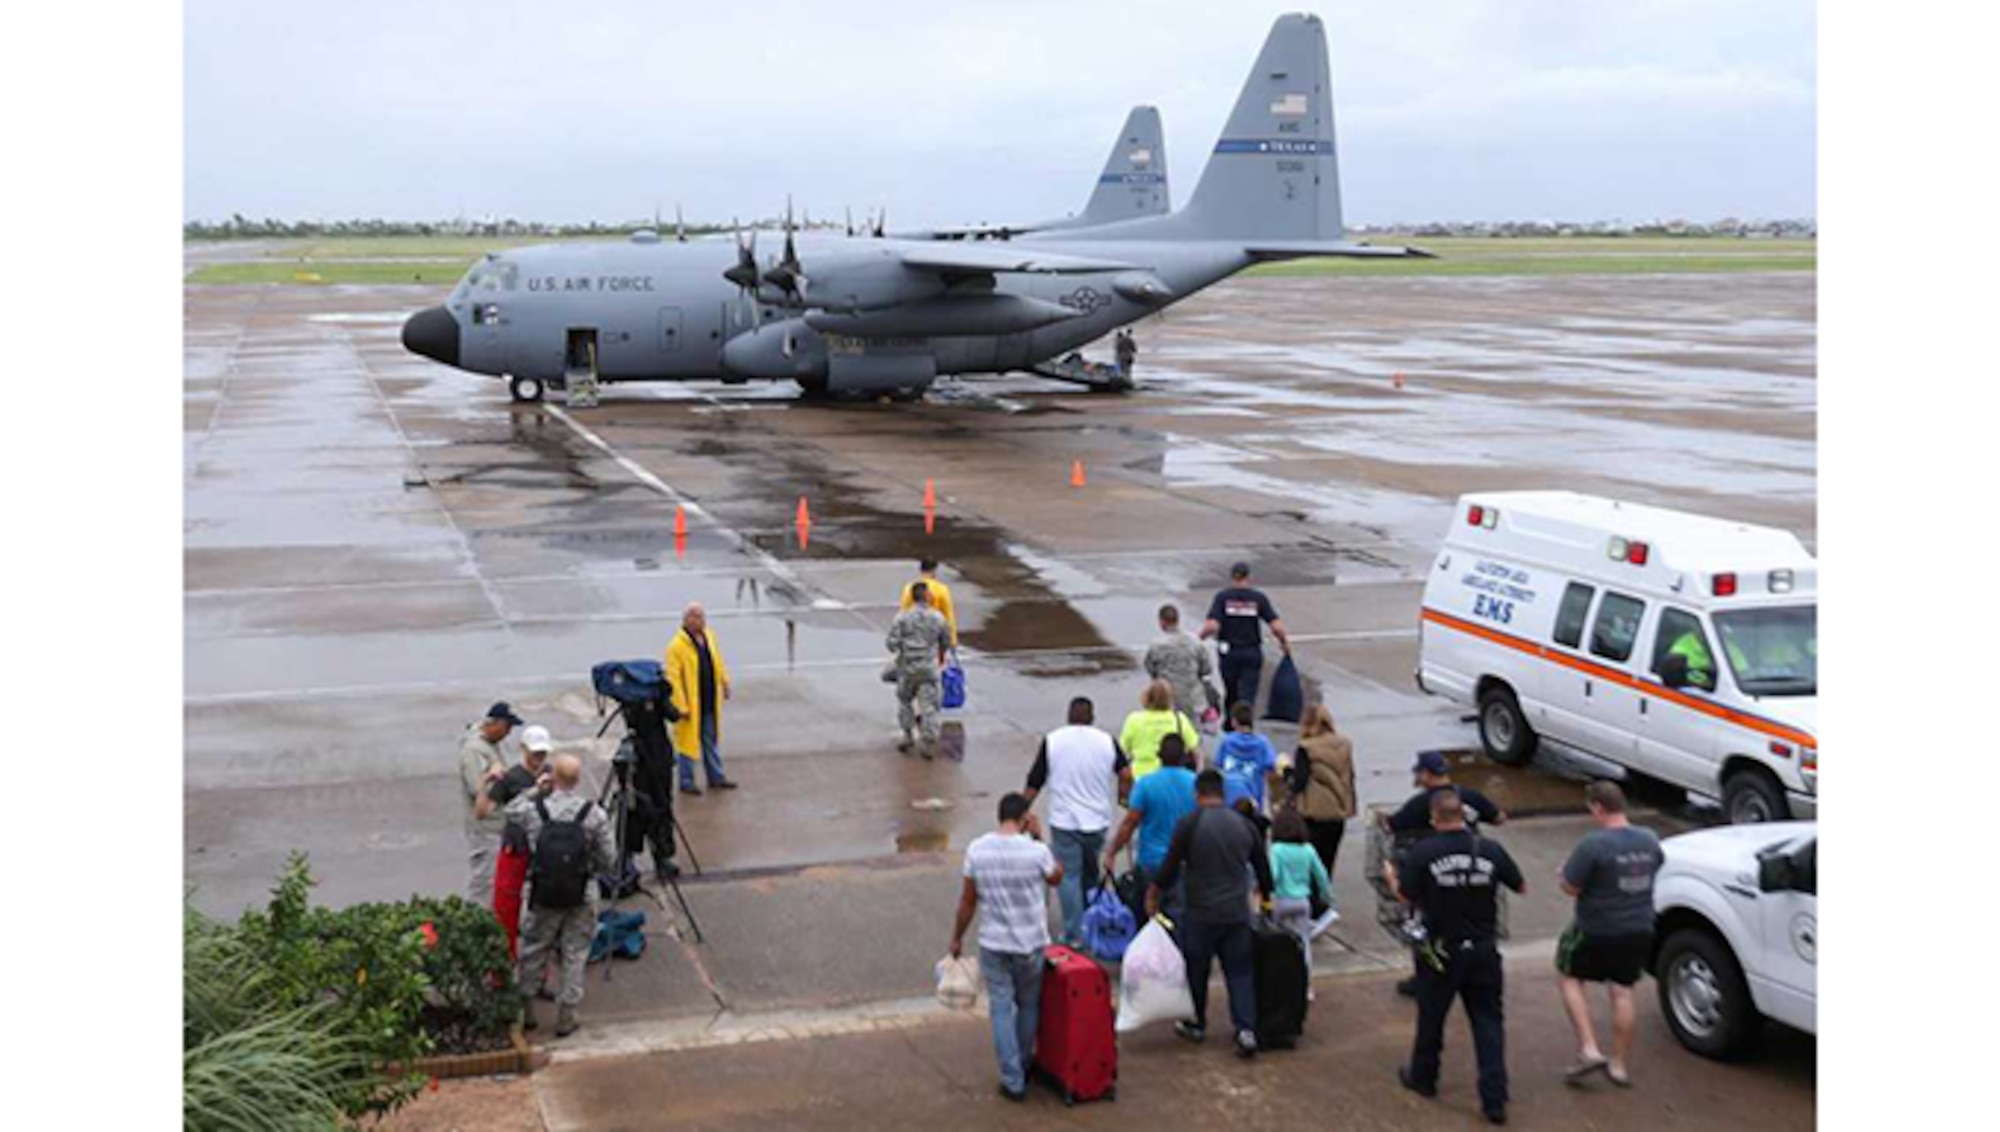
[
  {"left": 1245, "top": 241, "right": 1435, "bottom": 262},
  {"left": 899, "top": 245, "right": 1140, "bottom": 276}
]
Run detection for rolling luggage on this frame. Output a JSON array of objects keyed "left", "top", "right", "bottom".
[
  {"left": 1034, "top": 945, "right": 1118, "bottom": 1104},
  {"left": 1252, "top": 917, "right": 1309, "bottom": 1049}
]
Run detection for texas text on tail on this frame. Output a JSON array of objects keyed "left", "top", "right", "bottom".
[{"left": 402, "top": 13, "right": 1425, "bottom": 402}]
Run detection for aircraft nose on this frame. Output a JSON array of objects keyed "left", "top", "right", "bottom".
[{"left": 402, "top": 305, "right": 460, "bottom": 366}]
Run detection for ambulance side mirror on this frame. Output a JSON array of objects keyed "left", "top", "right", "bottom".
[{"left": 1658, "top": 654, "right": 1692, "bottom": 690}]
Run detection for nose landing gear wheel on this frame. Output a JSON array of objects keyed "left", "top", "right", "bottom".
[{"left": 509, "top": 375, "right": 546, "bottom": 404}]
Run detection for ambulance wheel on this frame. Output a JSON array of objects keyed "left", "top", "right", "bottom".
[
  {"left": 509, "top": 375, "right": 545, "bottom": 403},
  {"left": 1477, "top": 686, "right": 1536, "bottom": 766},
  {"left": 1722, "top": 768, "right": 1786, "bottom": 824}
]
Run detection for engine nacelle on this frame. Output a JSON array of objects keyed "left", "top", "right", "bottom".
[{"left": 720, "top": 319, "right": 827, "bottom": 381}]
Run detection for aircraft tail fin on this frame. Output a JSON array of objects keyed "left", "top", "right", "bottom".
[
  {"left": 1077, "top": 106, "right": 1169, "bottom": 226},
  {"left": 1179, "top": 13, "right": 1344, "bottom": 243}
]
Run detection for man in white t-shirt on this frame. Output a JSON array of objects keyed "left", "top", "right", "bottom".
[
  {"left": 952, "top": 792, "right": 1064, "bottom": 1101},
  {"left": 1022, "top": 697, "right": 1132, "bottom": 946}
]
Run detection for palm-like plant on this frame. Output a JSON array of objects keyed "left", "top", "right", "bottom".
[{"left": 183, "top": 907, "right": 373, "bottom": 1132}]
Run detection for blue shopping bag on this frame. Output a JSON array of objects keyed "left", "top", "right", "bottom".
[{"left": 941, "top": 656, "right": 967, "bottom": 710}]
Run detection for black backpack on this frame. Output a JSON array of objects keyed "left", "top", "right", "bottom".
[{"left": 529, "top": 798, "right": 593, "bottom": 909}]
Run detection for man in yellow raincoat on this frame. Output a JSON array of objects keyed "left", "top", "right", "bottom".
[{"left": 667, "top": 602, "right": 737, "bottom": 794}]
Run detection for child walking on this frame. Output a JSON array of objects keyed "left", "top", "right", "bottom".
[{"left": 1268, "top": 807, "right": 1335, "bottom": 998}]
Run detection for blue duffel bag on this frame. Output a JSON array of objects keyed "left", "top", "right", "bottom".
[{"left": 1079, "top": 879, "right": 1138, "bottom": 962}]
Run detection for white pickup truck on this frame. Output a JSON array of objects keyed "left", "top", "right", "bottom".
[{"left": 1651, "top": 822, "right": 1817, "bottom": 1058}]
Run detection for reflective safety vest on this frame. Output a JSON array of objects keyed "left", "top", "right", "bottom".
[{"left": 1669, "top": 631, "right": 1717, "bottom": 688}]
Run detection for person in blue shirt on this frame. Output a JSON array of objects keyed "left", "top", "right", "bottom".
[
  {"left": 1102, "top": 734, "right": 1199, "bottom": 923},
  {"left": 1215, "top": 703, "right": 1280, "bottom": 816}
]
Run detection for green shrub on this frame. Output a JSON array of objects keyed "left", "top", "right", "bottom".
[
  {"left": 398, "top": 894, "right": 523, "bottom": 1050},
  {"left": 189, "top": 855, "right": 527, "bottom": 1125},
  {"left": 233, "top": 855, "right": 430, "bottom": 1116}
]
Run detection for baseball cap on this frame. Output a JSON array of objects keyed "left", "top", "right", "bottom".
[
  {"left": 485, "top": 701, "right": 525, "bottom": 727},
  {"left": 521, "top": 725, "right": 553, "bottom": 753},
  {"left": 1230, "top": 561, "right": 1251, "bottom": 579},
  {"left": 1412, "top": 750, "right": 1450, "bottom": 776}
]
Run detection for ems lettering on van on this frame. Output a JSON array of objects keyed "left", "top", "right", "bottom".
[{"left": 1415, "top": 492, "right": 1817, "bottom": 826}]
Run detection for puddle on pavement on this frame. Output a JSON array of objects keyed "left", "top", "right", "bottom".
[{"left": 684, "top": 426, "right": 1138, "bottom": 671}]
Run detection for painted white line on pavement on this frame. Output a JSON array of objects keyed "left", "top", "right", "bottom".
[
  {"left": 544, "top": 404, "right": 840, "bottom": 609},
  {"left": 184, "top": 629, "right": 1420, "bottom": 705}
]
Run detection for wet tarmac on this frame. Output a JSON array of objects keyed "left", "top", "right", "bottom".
[{"left": 185, "top": 271, "right": 1814, "bottom": 921}]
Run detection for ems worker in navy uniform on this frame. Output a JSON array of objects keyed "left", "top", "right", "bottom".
[
  {"left": 1395, "top": 787, "right": 1526, "bottom": 1127},
  {"left": 1200, "top": 562, "right": 1292, "bottom": 714}
]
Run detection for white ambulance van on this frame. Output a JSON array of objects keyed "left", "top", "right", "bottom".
[{"left": 1416, "top": 492, "right": 1816, "bottom": 823}]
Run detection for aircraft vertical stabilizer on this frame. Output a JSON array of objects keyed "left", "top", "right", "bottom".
[
  {"left": 1077, "top": 106, "right": 1169, "bottom": 225},
  {"left": 1179, "top": 12, "right": 1344, "bottom": 242}
]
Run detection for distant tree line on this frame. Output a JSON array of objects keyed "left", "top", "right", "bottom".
[{"left": 185, "top": 214, "right": 790, "bottom": 240}]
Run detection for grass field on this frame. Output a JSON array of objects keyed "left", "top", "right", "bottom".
[
  {"left": 185, "top": 233, "right": 1814, "bottom": 285},
  {"left": 1246, "top": 235, "right": 1814, "bottom": 277},
  {"left": 186, "top": 260, "right": 475, "bottom": 285}
]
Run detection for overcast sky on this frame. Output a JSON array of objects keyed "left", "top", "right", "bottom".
[{"left": 184, "top": 0, "right": 1815, "bottom": 227}]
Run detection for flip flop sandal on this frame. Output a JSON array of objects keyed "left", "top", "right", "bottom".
[{"left": 1564, "top": 1057, "right": 1609, "bottom": 1085}]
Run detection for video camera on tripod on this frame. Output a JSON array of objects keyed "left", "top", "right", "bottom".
[{"left": 591, "top": 660, "right": 703, "bottom": 941}]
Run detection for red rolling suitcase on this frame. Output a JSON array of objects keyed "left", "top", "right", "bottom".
[{"left": 1034, "top": 945, "right": 1117, "bottom": 1104}]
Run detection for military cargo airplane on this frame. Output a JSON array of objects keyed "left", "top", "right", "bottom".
[{"left": 402, "top": 13, "right": 1424, "bottom": 402}]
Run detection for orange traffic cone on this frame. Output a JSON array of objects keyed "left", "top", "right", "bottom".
[
  {"left": 795, "top": 496, "right": 812, "bottom": 550},
  {"left": 673, "top": 506, "right": 687, "bottom": 538},
  {"left": 1070, "top": 460, "right": 1087, "bottom": 488},
  {"left": 923, "top": 478, "right": 937, "bottom": 535},
  {"left": 1392, "top": 371, "right": 1406, "bottom": 390}
]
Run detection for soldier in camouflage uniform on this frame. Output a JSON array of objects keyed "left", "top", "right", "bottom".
[
  {"left": 887, "top": 582, "right": 952, "bottom": 757},
  {"left": 508, "top": 754, "right": 617, "bottom": 1037},
  {"left": 1143, "top": 604, "right": 1216, "bottom": 722}
]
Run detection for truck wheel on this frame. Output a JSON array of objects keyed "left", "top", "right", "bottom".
[
  {"left": 1477, "top": 686, "right": 1537, "bottom": 766},
  {"left": 1656, "top": 928, "right": 1760, "bottom": 1059},
  {"left": 1722, "top": 768, "right": 1786, "bottom": 824},
  {"left": 509, "top": 375, "right": 545, "bottom": 404}
]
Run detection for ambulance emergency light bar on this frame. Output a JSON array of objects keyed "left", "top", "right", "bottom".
[{"left": 1607, "top": 537, "right": 1650, "bottom": 566}]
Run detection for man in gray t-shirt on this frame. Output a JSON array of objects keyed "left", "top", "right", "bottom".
[
  {"left": 952, "top": 793, "right": 1064, "bottom": 1101},
  {"left": 1554, "top": 782, "right": 1665, "bottom": 1087}
]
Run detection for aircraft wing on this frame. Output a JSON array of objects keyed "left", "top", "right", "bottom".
[
  {"left": 898, "top": 245, "right": 1140, "bottom": 277},
  {"left": 1245, "top": 241, "right": 1436, "bottom": 262}
]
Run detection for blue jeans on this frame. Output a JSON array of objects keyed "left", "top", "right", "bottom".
[
  {"left": 678, "top": 714, "right": 725, "bottom": 789},
  {"left": 980, "top": 947, "right": 1044, "bottom": 1093},
  {"left": 1050, "top": 827, "right": 1105, "bottom": 945},
  {"left": 1180, "top": 917, "right": 1257, "bottom": 1037}
]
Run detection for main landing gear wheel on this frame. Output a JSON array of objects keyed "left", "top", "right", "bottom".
[{"left": 509, "top": 375, "right": 545, "bottom": 404}]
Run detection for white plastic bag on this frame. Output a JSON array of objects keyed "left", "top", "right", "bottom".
[
  {"left": 1115, "top": 919, "right": 1195, "bottom": 1033},
  {"left": 935, "top": 955, "right": 981, "bottom": 1011}
]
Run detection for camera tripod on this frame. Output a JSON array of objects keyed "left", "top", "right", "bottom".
[{"left": 596, "top": 723, "right": 705, "bottom": 943}]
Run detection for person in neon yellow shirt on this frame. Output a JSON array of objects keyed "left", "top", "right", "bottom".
[
  {"left": 1119, "top": 680, "right": 1201, "bottom": 780},
  {"left": 1666, "top": 630, "right": 1717, "bottom": 691},
  {"left": 898, "top": 559, "right": 957, "bottom": 648}
]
